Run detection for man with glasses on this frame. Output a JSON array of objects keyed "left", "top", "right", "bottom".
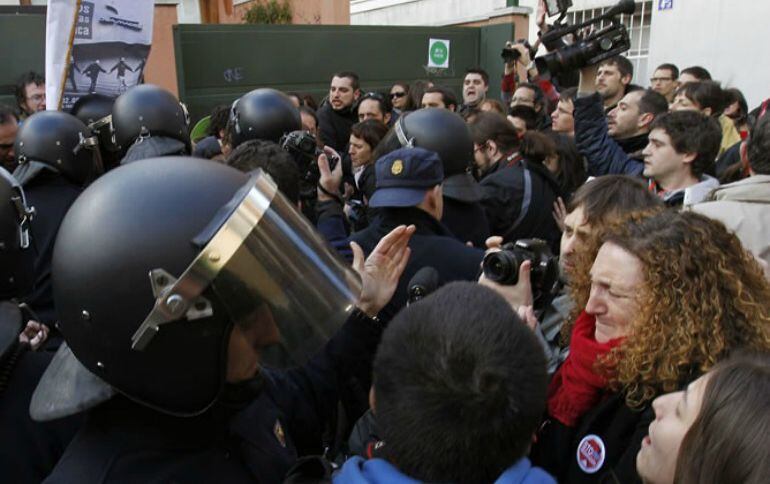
[
  {"left": 650, "top": 63, "right": 680, "bottom": 103},
  {"left": 14, "top": 72, "right": 46, "bottom": 120},
  {"left": 318, "top": 71, "right": 361, "bottom": 152},
  {"left": 0, "top": 106, "right": 18, "bottom": 173}
]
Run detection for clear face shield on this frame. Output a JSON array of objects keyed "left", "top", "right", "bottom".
[{"left": 131, "top": 170, "right": 362, "bottom": 365}]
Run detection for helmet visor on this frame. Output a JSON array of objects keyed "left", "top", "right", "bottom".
[{"left": 131, "top": 170, "right": 361, "bottom": 365}]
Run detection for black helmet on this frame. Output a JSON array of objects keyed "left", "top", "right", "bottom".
[
  {"left": 31, "top": 157, "right": 360, "bottom": 420},
  {"left": 394, "top": 108, "right": 481, "bottom": 203},
  {"left": 14, "top": 111, "right": 101, "bottom": 186},
  {"left": 0, "top": 168, "right": 34, "bottom": 299},
  {"left": 70, "top": 93, "right": 121, "bottom": 169},
  {"left": 229, "top": 88, "right": 301, "bottom": 148},
  {"left": 111, "top": 84, "right": 190, "bottom": 151}
]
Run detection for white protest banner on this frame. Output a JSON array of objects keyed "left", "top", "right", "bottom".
[
  {"left": 46, "top": 0, "right": 155, "bottom": 111},
  {"left": 427, "top": 38, "right": 450, "bottom": 69}
]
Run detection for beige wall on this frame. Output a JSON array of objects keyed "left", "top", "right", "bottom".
[
  {"left": 230, "top": 0, "right": 350, "bottom": 25},
  {"left": 143, "top": 5, "right": 180, "bottom": 97}
]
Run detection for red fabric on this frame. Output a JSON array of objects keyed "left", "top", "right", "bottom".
[
  {"left": 547, "top": 311, "right": 623, "bottom": 427},
  {"left": 501, "top": 71, "right": 516, "bottom": 95},
  {"left": 538, "top": 79, "right": 559, "bottom": 106}
]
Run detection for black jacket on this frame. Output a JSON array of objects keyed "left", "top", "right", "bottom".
[
  {"left": 441, "top": 197, "right": 491, "bottom": 248},
  {"left": 478, "top": 155, "right": 562, "bottom": 253},
  {"left": 317, "top": 103, "right": 357, "bottom": 153},
  {"left": 22, "top": 172, "right": 82, "bottom": 325},
  {"left": 349, "top": 207, "right": 484, "bottom": 319},
  {"left": 44, "top": 310, "right": 383, "bottom": 484},
  {"left": 532, "top": 392, "right": 653, "bottom": 484}
]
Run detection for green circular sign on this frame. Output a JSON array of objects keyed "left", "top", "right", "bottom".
[{"left": 430, "top": 41, "right": 448, "bottom": 65}]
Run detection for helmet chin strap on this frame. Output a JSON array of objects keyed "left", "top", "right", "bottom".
[{"left": 394, "top": 117, "right": 415, "bottom": 148}]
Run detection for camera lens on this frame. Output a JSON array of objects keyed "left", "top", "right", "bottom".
[{"left": 482, "top": 251, "right": 522, "bottom": 285}]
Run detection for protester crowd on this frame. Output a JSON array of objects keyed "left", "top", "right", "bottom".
[{"left": 1, "top": 6, "right": 770, "bottom": 483}]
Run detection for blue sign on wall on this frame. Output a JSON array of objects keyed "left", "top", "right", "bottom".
[{"left": 658, "top": 0, "right": 673, "bottom": 11}]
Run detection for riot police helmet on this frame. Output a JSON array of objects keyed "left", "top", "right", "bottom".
[
  {"left": 0, "top": 168, "right": 34, "bottom": 299},
  {"left": 390, "top": 108, "right": 481, "bottom": 203},
  {"left": 13, "top": 110, "right": 101, "bottom": 187},
  {"left": 229, "top": 88, "right": 301, "bottom": 148},
  {"left": 30, "top": 157, "right": 360, "bottom": 420},
  {"left": 111, "top": 84, "right": 190, "bottom": 152}
]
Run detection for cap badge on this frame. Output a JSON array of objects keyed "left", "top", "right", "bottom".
[{"left": 391, "top": 160, "right": 404, "bottom": 175}]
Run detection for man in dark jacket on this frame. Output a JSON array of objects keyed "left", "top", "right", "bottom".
[
  {"left": 317, "top": 72, "right": 361, "bottom": 153},
  {"left": 574, "top": 65, "right": 720, "bottom": 207},
  {"left": 349, "top": 147, "right": 484, "bottom": 318},
  {"left": 470, "top": 112, "right": 562, "bottom": 252}
]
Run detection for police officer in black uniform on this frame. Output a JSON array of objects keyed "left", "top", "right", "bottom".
[
  {"left": 227, "top": 88, "right": 302, "bottom": 148},
  {"left": 372, "top": 108, "right": 491, "bottom": 247},
  {"left": 111, "top": 84, "right": 191, "bottom": 164},
  {"left": 0, "top": 168, "right": 82, "bottom": 482},
  {"left": 30, "top": 156, "right": 413, "bottom": 483},
  {"left": 70, "top": 93, "right": 121, "bottom": 171},
  {"left": 348, "top": 147, "right": 484, "bottom": 318},
  {"left": 12, "top": 111, "right": 102, "bottom": 327}
]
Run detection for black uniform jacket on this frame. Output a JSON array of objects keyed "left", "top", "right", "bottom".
[
  {"left": 532, "top": 391, "right": 654, "bottom": 484},
  {"left": 441, "top": 197, "right": 490, "bottom": 248},
  {"left": 43, "top": 311, "right": 383, "bottom": 484},
  {"left": 349, "top": 207, "right": 484, "bottom": 319}
]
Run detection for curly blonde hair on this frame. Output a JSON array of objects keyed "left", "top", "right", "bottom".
[{"left": 567, "top": 210, "right": 770, "bottom": 409}]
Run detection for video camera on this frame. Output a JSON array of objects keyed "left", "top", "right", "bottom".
[
  {"left": 482, "top": 238, "right": 560, "bottom": 310},
  {"left": 535, "top": 0, "right": 635, "bottom": 78}
]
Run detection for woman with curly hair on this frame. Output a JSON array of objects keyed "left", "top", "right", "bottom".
[
  {"left": 636, "top": 351, "right": 770, "bottom": 484},
  {"left": 533, "top": 210, "right": 770, "bottom": 483}
]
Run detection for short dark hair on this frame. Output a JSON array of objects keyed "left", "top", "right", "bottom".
[
  {"left": 374, "top": 282, "right": 547, "bottom": 483},
  {"left": 207, "top": 104, "right": 230, "bottom": 139},
  {"left": 356, "top": 91, "right": 392, "bottom": 117},
  {"left": 650, "top": 111, "right": 721, "bottom": 178},
  {"left": 724, "top": 88, "right": 748, "bottom": 125},
  {"left": 225, "top": 139, "right": 300, "bottom": 204},
  {"left": 655, "top": 63, "right": 679, "bottom": 80},
  {"left": 299, "top": 105, "right": 318, "bottom": 128},
  {"left": 638, "top": 89, "right": 669, "bottom": 117},
  {"left": 508, "top": 105, "right": 538, "bottom": 131},
  {"left": 675, "top": 352, "right": 770, "bottom": 484},
  {"left": 567, "top": 175, "right": 663, "bottom": 226},
  {"left": 0, "top": 104, "right": 18, "bottom": 125},
  {"left": 422, "top": 85, "right": 458, "bottom": 109},
  {"left": 521, "top": 130, "right": 556, "bottom": 164},
  {"left": 465, "top": 67, "right": 489, "bottom": 86},
  {"left": 469, "top": 111, "right": 521, "bottom": 153},
  {"left": 15, "top": 71, "right": 45, "bottom": 109},
  {"left": 676, "top": 81, "right": 727, "bottom": 117},
  {"left": 681, "top": 65, "right": 712, "bottom": 81},
  {"left": 747, "top": 114, "right": 770, "bottom": 175},
  {"left": 331, "top": 71, "right": 360, "bottom": 91},
  {"left": 350, "top": 119, "right": 389, "bottom": 151},
  {"left": 547, "top": 132, "right": 587, "bottom": 198},
  {"left": 559, "top": 87, "right": 577, "bottom": 103},
  {"left": 601, "top": 56, "right": 634, "bottom": 79},
  {"left": 517, "top": 82, "right": 545, "bottom": 110}
]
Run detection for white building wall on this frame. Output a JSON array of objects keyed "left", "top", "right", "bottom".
[
  {"left": 350, "top": 0, "right": 522, "bottom": 26},
  {"left": 649, "top": 0, "right": 769, "bottom": 108}
]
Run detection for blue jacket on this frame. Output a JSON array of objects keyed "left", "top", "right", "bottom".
[
  {"left": 574, "top": 92, "right": 644, "bottom": 177},
  {"left": 334, "top": 456, "right": 556, "bottom": 484}
]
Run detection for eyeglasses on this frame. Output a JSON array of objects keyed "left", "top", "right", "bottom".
[
  {"left": 362, "top": 92, "right": 386, "bottom": 102},
  {"left": 650, "top": 77, "right": 674, "bottom": 83},
  {"left": 390, "top": 92, "right": 407, "bottom": 99},
  {"left": 27, "top": 94, "right": 45, "bottom": 102}
]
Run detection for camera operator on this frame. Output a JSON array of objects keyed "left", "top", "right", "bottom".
[
  {"left": 470, "top": 112, "right": 562, "bottom": 252},
  {"left": 480, "top": 175, "right": 662, "bottom": 374}
]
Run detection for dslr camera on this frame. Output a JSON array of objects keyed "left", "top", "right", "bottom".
[
  {"left": 280, "top": 130, "right": 339, "bottom": 196},
  {"left": 500, "top": 39, "right": 535, "bottom": 63},
  {"left": 535, "top": 0, "right": 635, "bottom": 78},
  {"left": 482, "top": 239, "right": 560, "bottom": 309}
]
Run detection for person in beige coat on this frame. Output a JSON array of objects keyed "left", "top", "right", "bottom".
[{"left": 693, "top": 115, "right": 770, "bottom": 269}]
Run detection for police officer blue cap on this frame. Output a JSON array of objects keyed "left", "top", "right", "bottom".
[{"left": 369, "top": 147, "right": 444, "bottom": 208}]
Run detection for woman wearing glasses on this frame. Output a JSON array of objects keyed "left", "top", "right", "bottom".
[{"left": 389, "top": 82, "right": 414, "bottom": 114}]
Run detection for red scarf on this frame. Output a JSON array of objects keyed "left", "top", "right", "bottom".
[{"left": 547, "top": 311, "right": 623, "bottom": 427}]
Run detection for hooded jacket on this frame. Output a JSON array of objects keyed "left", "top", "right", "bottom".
[{"left": 691, "top": 174, "right": 770, "bottom": 266}]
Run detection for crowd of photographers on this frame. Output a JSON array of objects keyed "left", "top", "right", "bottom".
[{"left": 2, "top": 0, "right": 770, "bottom": 482}]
